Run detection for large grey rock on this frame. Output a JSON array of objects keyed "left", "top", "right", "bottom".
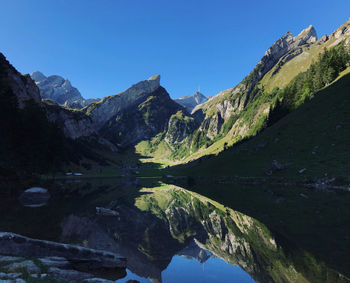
[
  {"left": 39, "top": 256, "right": 70, "bottom": 268},
  {"left": 0, "top": 233, "right": 126, "bottom": 269},
  {"left": 0, "top": 256, "right": 23, "bottom": 262},
  {"left": 0, "top": 272, "right": 22, "bottom": 279},
  {"left": 4, "top": 260, "right": 41, "bottom": 273},
  {"left": 48, "top": 267, "right": 92, "bottom": 282},
  {"left": 19, "top": 187, "right": 50, "bottom": 208}
]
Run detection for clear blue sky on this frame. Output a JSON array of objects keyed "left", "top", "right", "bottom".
[{"left": 1, "top": 0, "right": 350, "bottom": 99}]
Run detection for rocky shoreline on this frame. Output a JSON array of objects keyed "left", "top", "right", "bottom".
[{"left": 0, "top": 232, "right": 128, "bottom": 283}]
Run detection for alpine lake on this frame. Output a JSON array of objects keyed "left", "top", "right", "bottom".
[{"left": 1, "top": 176, "right": 350, "bottom": 283}]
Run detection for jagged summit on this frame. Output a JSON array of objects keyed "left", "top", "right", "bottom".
[
  {"left": 174, "top": 91, "right": 208, "bottom": 112},
  {"left": 30, "top": 71, "right": 99, "bottom": 109},
  {"left": 294, "top": 25, "right": 317, "bottom": 45},
  {"left": 31, "top": 72, "right": 83, "bottom": 105},
  {"left": 148, "top": 74, "right": 160, "bottom": 82},
  {"left": 85, "top": 75, "right": 164, "bottom": 130},
  {"left": 30, "top": 71, "right": 47, "bottom": 83}
]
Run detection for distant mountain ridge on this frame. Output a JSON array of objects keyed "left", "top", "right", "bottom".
[
  {"left": 174, "top": 91, "right": 208, "bottom": 112},
  {"left": 31, "top": 71, "right": 99, "bottom": 109}
]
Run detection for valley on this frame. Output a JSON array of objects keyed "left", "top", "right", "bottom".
[{"left": 1, "top": 13, "right": 350, "bottom": 283}]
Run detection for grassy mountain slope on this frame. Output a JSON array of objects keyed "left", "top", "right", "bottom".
[
  {"left": 150, "top": 21, "right": 350, "bottom": 165},
  {"left": 168, "top": 69, "right": 350, "bottom": 179},
  {"left": 261, "top": 20, "right": 350, "bottom": 92}
]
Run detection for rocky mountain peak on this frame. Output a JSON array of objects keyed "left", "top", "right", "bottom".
[
  {"left": 294, "top": 25, "right": 317, "bottom": 45},
  {"left": 85, "top": 75, "right": 163, "bottom": 130},
  {"left": 254, "top": 25, "right": 318, "bottom": 82},
  {"left": 30, "top": 72, "right": 89, "bottom": 106},
  {"left": 30, "top": 71, "right": 47, "bottom": 83},
  {"left": 174, "top": 91, "right": 208, "bottom": 112}
]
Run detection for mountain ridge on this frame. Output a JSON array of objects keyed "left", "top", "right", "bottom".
[
  {"left": 174, "top": 91, "right": 208, "bottom": 112},
  {"left": 31, "top": 71, "right": 100, "bottom": 109}
]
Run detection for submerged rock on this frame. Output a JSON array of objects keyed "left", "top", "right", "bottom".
[{"left": 19, "top": 187, "right": 50, "bottom": 208}]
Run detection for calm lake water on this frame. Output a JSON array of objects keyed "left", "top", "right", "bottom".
[{"left": 1, "top": 178, "right": 349, "bottom": 282}]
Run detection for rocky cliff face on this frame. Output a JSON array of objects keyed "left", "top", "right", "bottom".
[
  {"left": 174, "top": 91, "right": 208, "bottom": 112},
  {"left": 0, "top": 54, "right": 41, "bottom": 108},
  {"left": 164, "top": 110, "right": 198, "bottom": 145},
  {"left": 43, "top": 102, "right": 96, "bottom": 140},
  {"left": 85, "top": 75, "right": 161, "bottom": 130},
  {"left": 99, "top": 85, "right": 187, "bottom": 147},
  {"left": 0, "top": 55, "right": 107, "bottom": 141},
  {"left": 31, "top": 71, "right": 99, "bottom": 109},
  {"left": 167, "top": 25, "right": 320, "bottom": 155}
]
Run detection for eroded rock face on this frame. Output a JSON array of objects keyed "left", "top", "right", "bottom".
[
  {"left": 186, "top": 25, "right": 319, "bottom": 151},
  {"left": 165, "top": 110, "right": 197, "bottom": 145},
  {"left": 44, "top": 102, "right": 96, "bottom": 139},
  {"left": 99, "top": 84, "right": 186, "bottom": 147},
  {"left": 257, "top": 25, "right": 317, "bottom": 82},
  {"left": 0, "top": 53, "right": 41, "bottom": 108},
  {"left": 31, "top": 72, "right": 83, "bottom": 105},
  {"left": 0, "top": 232, "right": 126, "bottom": 269},
  {"left": 31, "top": 71, "right": 100, "bottom": 109},
  {"left": 85, "top": 75, "right": 161, "bottom": 130}
]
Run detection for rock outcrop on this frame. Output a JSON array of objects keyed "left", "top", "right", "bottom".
[
  {"left": 31, "top": 71, "right": 100, "bottom": 109},
  {"left": 0, "top": 232, "right": 126, "bottom": 269},
  {"left": 174, "top": 91, "right": 208, "bottom": 112},
  {"left": 99, "top": 85, "right": 186, "bottom": 147},
  {"left": 0, "top": 54, "right": 41, "bottom": 108},
  {"left": 43, "top": 101, "right": 97, "bottom": 139},
  {"left": 257, "top": 25, "right": 317, "bottom": 80},
  {"left": 175, "top": 24, "right": 319, "bottom": 154},
  {"left": 85, "top": 75, "right": 161, "bottom": 130},
  {"left": 165, "top": 110, "right": 198, "bottom": 145}
]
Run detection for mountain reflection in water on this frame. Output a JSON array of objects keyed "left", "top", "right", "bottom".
[{"left": 0, "top": 178, "right": 349, "bottom": 283}]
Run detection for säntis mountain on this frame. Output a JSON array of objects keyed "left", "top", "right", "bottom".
[{"left": 174, "top": 91, "right": 208, "bottom": 112}]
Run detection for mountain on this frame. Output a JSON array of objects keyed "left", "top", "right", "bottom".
[
  {"left": 143, "top": 20, "right": 350, "bottom": 163},
  {"left": 170, "top": 66, "right": 350, "bottom": 179},
  {"left": 30, "top": 71, "right": 99, "bottom": 109},
  {"left": 84, "top": 75, "right": 190, "bottom": 147},
  {"left": 0, "top": 55, "right": 117, "bottom": 177},
  {"left": 174, "top": 91, "right": 208, "bottom": 112}
]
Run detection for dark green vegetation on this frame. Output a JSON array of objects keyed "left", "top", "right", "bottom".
[
  {"left": 184, "top": 43, "right": 350, "bottom": 159},
  {"left": 0, "top": 89, "right": 65, "bottom": 177},
  {"left": 271, "top": 42, "right": 350, "bottom": 114},
  {"left": 169, "top": 46, "right": 350, "bottom": 181}
]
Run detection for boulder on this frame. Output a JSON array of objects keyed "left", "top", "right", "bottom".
[
  {"left": 39, "top": 256, "right": 70, "bottom": 268},
  {"left": 48, "top": 267, "right": 92, "bottom": 282},
  {"left": 18, "top": 187, "right": 50, "bottom": 208},
  {"left": 0, "top": 233, "right": 126, "bottom": 269},
  {"left": 4, "top": 260, "right": 40, "bottom": 273}
]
